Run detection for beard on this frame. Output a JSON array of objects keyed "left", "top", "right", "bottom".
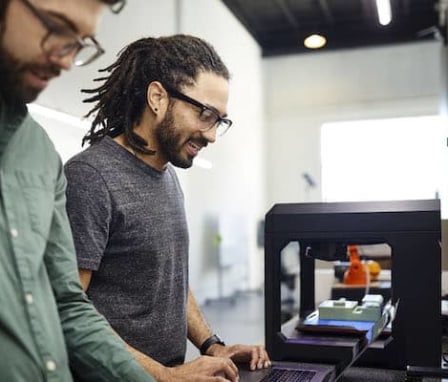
[
  {"left": 0, "top": 46, "right": 36, "bottom": 106},
  {"left": 155, "top": 107, "right": 208, "bottom": 169},
  {"left": 0, "top": 37, "right": 60, "bottom": 107}
]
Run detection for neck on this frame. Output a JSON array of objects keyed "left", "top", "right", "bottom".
[{"left": 113, "top": 134, "right": 167, "bottom": 171}]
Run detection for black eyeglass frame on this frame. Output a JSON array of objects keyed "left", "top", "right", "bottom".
[
  {"left": 164, "top": 85, "right": 233, "bottom": 136},
  {"left": 21, "top": 0, "right": 105, "bottom": 66},
  {"left": 110, "top": 0, "right": 126, "bottom": 14}
]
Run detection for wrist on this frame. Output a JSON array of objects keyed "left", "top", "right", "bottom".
[
  {"left": 199, "top": 334, "right": 225, "bottom": 356},
  {"left": 156, "top": 366, "right": 173, "bottom": 382},
  {"left": 206, "top": 342, "right": 227, "bottom": 357}
]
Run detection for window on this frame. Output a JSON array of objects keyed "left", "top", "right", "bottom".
[{"left": 321, "top": 115, "right": 448, "bottom": 217}]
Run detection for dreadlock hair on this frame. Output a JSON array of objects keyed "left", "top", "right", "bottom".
[{"left": 82, "top": 34, "right": 230, "bottom": 154}]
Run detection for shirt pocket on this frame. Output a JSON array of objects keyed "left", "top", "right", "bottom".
[{"left": 16, "top": 170, "right": 55, "bottom": 240}]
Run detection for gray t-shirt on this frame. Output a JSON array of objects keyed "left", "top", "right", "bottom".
[{"left": 64, "top": 136, "right": 189, "bottom": 366}]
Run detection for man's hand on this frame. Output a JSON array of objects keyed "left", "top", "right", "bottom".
[
  {"left": 161, "top": 355, "right": 239, "bottom": 382},
  {"left": 208, "top": 344, "right": 271, "bottom": 371}
]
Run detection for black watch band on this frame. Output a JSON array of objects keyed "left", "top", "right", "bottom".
[{"left": 200, "top": 334, "right": 225, "bottom": 355}]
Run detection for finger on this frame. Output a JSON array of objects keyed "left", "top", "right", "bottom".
[
  {"left": 228, "top": 357, "right": 239, "bottom": 375},
  {"left": 211, "top": 372, "right": 235, "bottom": 382},
  {"left": 222, "top": 358, "right": 239, "bottom": 381},
  {"left": 249, "top": 346, "right": 259, "bottom": 371},
  {"left": 258, "top": 346, "right": 271, "bottom": 369},
  {"left": 256, "top": 346, "right": 265, "bottom": 369},
  {"left": 260, "top": 348, "right": 271, "bottom": 368}
]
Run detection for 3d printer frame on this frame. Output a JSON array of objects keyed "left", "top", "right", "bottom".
[{"left": 264, "top": 200, "right": 441, "bottom": 370}]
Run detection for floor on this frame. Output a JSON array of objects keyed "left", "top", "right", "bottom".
[{"left": 186, "top": 290, "right": 448, "bottom": 382}]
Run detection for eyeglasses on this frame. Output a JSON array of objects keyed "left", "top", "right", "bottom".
[
  {"left": 21, "top": 0, "right": 105, "bottom": 67},
  {"left": 110, "top": 0, "right": 126, "bottom": 14},
  {"left": 165, "top": 86, "right": 233, "bottom": 136}
]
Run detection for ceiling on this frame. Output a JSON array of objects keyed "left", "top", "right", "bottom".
[{"left": 221, "top": 0, "right": 443, "bottom": 57}]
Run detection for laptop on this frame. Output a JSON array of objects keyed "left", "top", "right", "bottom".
[{"left": 239, "top": 302, "right": 395, "bottom": 382}]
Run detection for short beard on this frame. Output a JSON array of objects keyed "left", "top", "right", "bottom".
[
  {"left": 155, "top": 107, "right": 194, "bottom": 169},
  {"left": 0, "top": 31, "right": 60, "bottom": 106},
  {"left": 0, "top": 45, "right": 45, "bottom": 107},
  {"left": 0, "top": 1, "right": 42, "bottom": 108}
]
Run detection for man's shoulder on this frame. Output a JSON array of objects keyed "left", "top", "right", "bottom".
[
  {"left": 3, "top": 113, "right": 60, "bottom": 170},
  {"left": 64, "top": 138, "right": 129, "bottom": 187},
  {"left": 19, "top": 113, "right": 55, "bottom": 148},
  {"left": 65, "top": 138, "right": 112, "bottom": 168}
]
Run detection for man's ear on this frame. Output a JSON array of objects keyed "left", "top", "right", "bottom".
[{"left": 146, "top": 81, "right": 169, "bottom": 116}]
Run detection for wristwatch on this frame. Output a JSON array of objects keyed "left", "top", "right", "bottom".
[{"left": 200, "top": 334, "right": 226, "bottom": 355}]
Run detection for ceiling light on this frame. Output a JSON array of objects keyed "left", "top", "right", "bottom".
[
  {"left": 28, "top": 103, "right": 90, "bottom": 130},
  {"left": 375, "top": 0, "right": 392, "bottom": 26},
  {"left": 304, "top": 34, "right": 327, "bottom": 49}
]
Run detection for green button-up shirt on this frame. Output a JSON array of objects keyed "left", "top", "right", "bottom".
[{"left": 0, "top": 104, "right": 155, "bottom": 382}]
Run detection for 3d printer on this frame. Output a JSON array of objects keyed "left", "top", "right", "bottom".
[{"left": 264, "top": 199, "right": 441, "bottom": 370}]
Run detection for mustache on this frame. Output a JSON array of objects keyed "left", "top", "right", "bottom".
[
  {"left": 18, "top": 61, "right": 61, "bottom": 79},
  {"left": 190, "top": 136, "right": 209, "bottom": 148}
]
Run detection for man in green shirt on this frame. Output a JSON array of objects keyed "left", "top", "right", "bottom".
[{"left": 0, "top": 1, "right": 155, "bottom": 381}]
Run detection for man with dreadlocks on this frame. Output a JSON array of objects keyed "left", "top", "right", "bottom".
[
  {"left": 64, "top": 35, "right": 271, "bottom": 381},
  {"left": 0, "top": 0, "right": 156, "bottom": 381}
]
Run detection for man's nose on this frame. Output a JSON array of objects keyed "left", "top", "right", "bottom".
[
  {"left": 202, "top": 125, "right": 217, "bottom": 144},
  {"left": 49, "top": 51, "right": 77, "bottom": 71}
]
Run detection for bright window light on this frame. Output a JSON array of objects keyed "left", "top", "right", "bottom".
[{"left": 321, "top": 115, "right": 448, "bottom": 218}]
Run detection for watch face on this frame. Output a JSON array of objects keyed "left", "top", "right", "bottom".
[{"left": 213, "top": 334, "right": 225, "bottom": 345}]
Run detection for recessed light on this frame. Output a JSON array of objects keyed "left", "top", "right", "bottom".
[{"left": 304, "top": 34, "right": 327, "bottom": 49}]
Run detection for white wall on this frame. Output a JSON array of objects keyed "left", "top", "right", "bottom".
[
  {"left": 179, "top": 0, "right": 265, "bottom": 300},
  {"left": 33, "top": 0, "right": 265, "bottom": 304},
  {"left": 263, "top": 41, "right": 442, "bottom": 207}
]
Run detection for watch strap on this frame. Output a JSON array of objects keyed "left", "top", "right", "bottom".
[{"left": 199, "top": 334, "right": 225, "bottom": 355}]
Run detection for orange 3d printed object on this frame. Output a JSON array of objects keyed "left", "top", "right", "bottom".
[
  {"left": 343, "top": 245, "right": 381, "bottom": 284},
  {"left": 344, "top": 245, "right": 367, "bottom": 285}
]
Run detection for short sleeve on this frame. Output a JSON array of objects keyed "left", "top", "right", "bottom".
[{"left": 65, "top": 160, "right": 111, "bottom": 271}]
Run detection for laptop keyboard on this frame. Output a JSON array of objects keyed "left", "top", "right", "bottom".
[{"left": 260, "top": 368, "right": 316, "bottom": 382}]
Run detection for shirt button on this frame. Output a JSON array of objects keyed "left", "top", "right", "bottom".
[
  {"left": 46, "top": 360, "right": 56, "bottom": 372},
  {"left": 25, "top": 293, "right": 34, "bottom": 304},
  {"left": 10, "top": 228, "right": 18, "bottom": 238}
]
